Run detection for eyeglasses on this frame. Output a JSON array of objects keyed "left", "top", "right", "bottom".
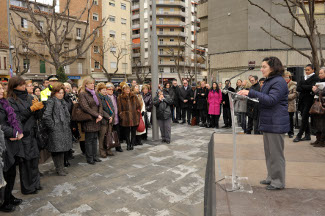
[{"left": 107, "top": 89, "right": 113, "bottom": 91}]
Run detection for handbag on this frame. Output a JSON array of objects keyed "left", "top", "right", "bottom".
[
  {"left": 35, "top": 119, "right": 49, "bottom": 150},
  {"left": 105, "top": 125, "right": 120, "bottom": 149},
  {"left": 191, "top": 117, "right": 197, "bottom": 126},
  {"left": 137, "top": 112, "right": 145, "bottom": 132},
  {"left": 71, "top": 103, "right": 92, "bottom": 122},
  {"left": 309, "top": 92, "right": 325, "bottom": 115}
]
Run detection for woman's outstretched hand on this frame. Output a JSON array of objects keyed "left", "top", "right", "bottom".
[{"left": 237, "top": 90, "right": 249, "bottom": 96}]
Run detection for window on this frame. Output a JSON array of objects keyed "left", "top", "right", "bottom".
[
  {"left": 109, "top": 2, "right": 115, "bottom": 6},
  {"left": 170, "top": 28, "right": 174, "bottom": 32},
  {"left": 122, "top": 63, "right": 128, "bottom": 69},
  {"left": 76, "top": 28, "right": 81, "bottom": 38},
  {"left": 144, "top": 28, "right": 148, "bottom": 33},
  {"left": 93, "top": 13, "right": 99, "bottom": 21},
  {"left": 159, "top": 18, "right": 164, "bottom": 24},
  {"left": 109, "top": 16, "right": 115, "bottom": 22},
  {"left": 159, "top": 8, "right": 163, "bottom": 14},
  {"left": 159, "top": 58, "right": 163, "bottom": 64},
  {"left": 121, "top": 18, "right": 127, "bottom": 25},
  {"left": 39, "top": 21, "right": 44, "bottom": 31},
  {"left": 3, "top": 57, "right": 6, "bottom": 69},
  {"left": 109, "top": 30, "right": 116, "bottom": 38},
  {"left": 64, "top": 43, "right": 69, "bottom": 56},
  {"left": 121, "top": 3, "right": 126, "bottom": 10},
  {"left": 159, "top": 38, "right": 164, "bottom": 44},
  {"left": 93, "top": 0, "right": 98, "bottom": 5},
  {"left": 21, "top": 18, "right": 28, "bottom": 28},
  {"left": 121, "top": 33, "right": 126, "bottom": 40},
  {"left": 23, "top": 59, "right": 30, "bottom": 72},
  {"left": 40, "top": 60, "right": 45, "bottom": 73},
  {"left": 170, "top": 38, "right": 174, "bottom": 42},
  {"left": 78, "top": 63, "right": 83, "bottom": 74},
  {"left": 110, "top": 62, "right": 117, "bottom": 69},
  {"left": 64, "top": 65, "right": 70, "bottom": 74},
  {"left": 122, "top": 48, "right": 127, "bottom": 54},
  {"left": 95, "top": 61, "right": 100, "bottom": 69},
  {"left": 159, "top": 67, "right": 164, "bottom": 73},
  {"left": 170, "top": 67, "right": 175, "bottom": 73},
  {"left": 170, "top": 8, "right": 174, "bottom": 12},
  {"left": 110, "top": 47, "right": 116, "bottom": 53},
  {"left": 170, "top": 58, "right": 174, "bottom": 62},
  {"left": 94, "top": 46, "right": 99, "bottom": 53}
]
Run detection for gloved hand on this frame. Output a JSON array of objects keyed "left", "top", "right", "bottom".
[
  {"left": 30, "top": 101, "right": 44, "bottom": 112},
  {"left": 32, "top": 98, "right": 38, "bottom": 104}
]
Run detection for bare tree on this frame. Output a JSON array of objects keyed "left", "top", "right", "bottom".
[
  {"left": 95, "top": 38, "right": 129, "bottom": 82},
  {"left": 10, "top": 0, "right": 108, "bottom": 73},
  {"left": 133, "top": 58, "right": 150, "bottom": 84},
  {"left": 167, "top": 35, "right": 186, "bottom": 82},
  {"left": 248, "top": 0, "right": 324, "bottom": 72},
  {"left": 11, "top": 36, "right": 31, "bottom": 76}
]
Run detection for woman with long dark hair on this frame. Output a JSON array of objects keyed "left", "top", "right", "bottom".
[
  {"left": 0, "top": 82, "right": 24, "bottom": 212},
  {"left": 238, "top": 56, "right": 290, "bottom": 190},
  {"left": 208, "top": 82, "right": 222, "bottom": 128},
  {"left": 7, "top": 76, "right": 44, "bottom": 195}
]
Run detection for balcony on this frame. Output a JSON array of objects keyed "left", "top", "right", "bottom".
[
  {"left": 157, "top": 31, "right": 186, "bottom": 37},
  {"left": 153, "top": 0, "right": 186, "bottom": 8},
  {"left": 132, "top": 34, "right": 140, "bottom": 39},
  {"left": 158, "top": 42, "right": 183, "bottom": 47},
  {"left": 132, "top": 14, "right": 140, "bottom": 20},
  {"left": 197, "top": 1, "right": 208, "bottom": 19},
  {"left": 132, "top": 24, "right": 140, "bottom": 29},
  {"left": 132, "top": 53, "right": 141, "bottom": 57},
  {"left": 158, "top": 52, "right": 173, "bottom": 57},
  {"left": 132, "top": 4, "right": 140, "bottom": 10},
  {"left": 132, "top": 43, "right": 141, "bottom": 49},
  {"left": 154, "top": 21, "right": 186, "bottom": 27},
  {"left": 159, "top": 61, "right": 186, "bottom": 66},
  {"left": 152, "top": 11, "right": 186, "bottom": 17}
]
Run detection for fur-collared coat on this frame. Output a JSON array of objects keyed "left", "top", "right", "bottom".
[
  {"left": 78, "top": 90, "right": 103, "bottom": 133},
  {"left": 117, "top": 93, "right": 141, "bottom": 127},
  {"left": 287, "top": 80, "right": 297, "bottom": 113}
]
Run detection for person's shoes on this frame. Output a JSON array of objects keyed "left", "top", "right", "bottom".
[
  {"left": 64, "top": 160, "right": 70, "bottom": 167},
  {"left": 138, "top": 142, "right": 143, "bottom": 145},
  {"left": 310, "top": 140, "right": 319, "bottom": 145},
  {"left": 260, "top": 180, "right": 271, "bottom": 185},
  {"left": 100, "top": 154, "right": 107, "bottom": 158},
  {"left": 107, "top": 151, "right": 115, "bottom": 156},
  {"left": 266, "top": 185, "right": 284, "bottom": 190},
  {"left": 188, "top": 122, "right": 191, "bottom": 125},
  {"left": 94, "top": 158, "right": 102, "bottom": 162},
  {"left": 22, "top": 190, "right": 38, "bottom": 195},
  {"left": 313, "top": 141, "right": 325, "bottom": 147},
  {"left": 10, "top": 197, "right": 23, "bottom": 206},
  {"left": 288, "top": 134, "right": 294, "bottom": 138},
  {"left": 173, "top": 120, "right": 179, "bottom": 123},
  {"left": 0, "top": 204, "right": 15, "bottom": 212},
  {"left": 116, "top": 147, "right": 123, "bottom": 152},
  {"left": 166, "top": 141, "right": 170, "bottom": 144},
  {"left": 130, "top": 145, "right": 134, "bottom": 150},
  {"left": 87, "top": 160, "right": 95, "bottom": 165},
  {"left": 199, "top": 123, "right": 204, "bottom": 127},
  {"left": 293, "top": 136, "right": 302, "bottom": 142},
  {"left": 57, "top": 170, "right": 67, "bottom": 176},
  {"left": 162, "top": 139, "right": 166, "bottom": 143},
  {"left": 301, "top": 135, "right": 311, "bottom": 141},
  {"left": 180, "top": 121, "right": 186, "bottom": 124},
  {"left": 221, "top": 125, "right": 228, "bottom": 128},
  {"left": 36, "top": 186, "right": 43, "bottom": 191},
  {"left": 63, "top": 169, "right": 69, "bottom": 175},
  {"left": 246, "top": 131, "right": 251, "bottom": 134}
]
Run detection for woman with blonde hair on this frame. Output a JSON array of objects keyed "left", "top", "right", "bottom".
[
  {"left": 132, "top": 84, "right": 146, "bottom": 146},
  {"left": 140, "top": 84, "right": 152, "bottom": 140},
  {"left": 117, "top": 85, "right": 141, "bottom": 150},
  {"left": 78, "top": 77, "right": 103, "bottom": 164}
]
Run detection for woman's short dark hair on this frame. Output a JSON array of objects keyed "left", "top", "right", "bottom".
[
  {"left": 262, "top": 57, "right": 284, "bottom": 77},
  {"left": 305, "top": 64, "right": 315, "bottom": 70},
  {"left": 164, "top": 82, "right": 170, "bottom": 88},
  {"left": 33, "top": 86, "right": 41, "bottom": 94},
  {"left": 50, "top": 82, "right": 65, "bottom": 97},
  {"left": 7, "top": 76, "right": 26, "bottom": 99}
]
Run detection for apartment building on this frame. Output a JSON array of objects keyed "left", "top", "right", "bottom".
[
  {"left": 0, "top": 41, "right": 9, "bottom": 79},
  {"left": 197, "top": 0, "right": 325, "bottom": 83},
  {"left": 131, "top": 0, "right": 206, "bottom": 83},
  {"left": 97, "top": 0, "right": 132, "bottom": 82},
  {"left": 0, "top": 0, "right": 90, "bottom": 82}
]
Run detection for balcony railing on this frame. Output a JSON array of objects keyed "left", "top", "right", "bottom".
[
  {"left": 132, "top": 24, "right": 140, "bottom": 29},
  {"left": 132, "top": 53, "right": 141, "bottom": 57},
  {"left": 157, "top": 31, "right": 185, "bottom": 37},
  {"left": 132, "top": 14, "right": 140, "bottom": 20},
  {"left": 131, "top": 4, "right": 140, "bottom": 10},
  {"left": 153, "top": 0, "right": 186, "bottom": 8},
  {"left": 132, "top": 43, "right": 141, "bottom": 48},
  {"left": 152, "top": 11, "right": 186, "bottom": 17},
  {"left": 132, "top": 34, "right": 140, "bottom": 39}
]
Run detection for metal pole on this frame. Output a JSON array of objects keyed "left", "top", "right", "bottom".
[
  {"left": 7, "top": 0, "right": 13, "bottom": 76},
  {"left": 151, "top": 0, "right": 159, "bottom": 141},
  {"left": 194, "top": 6, "right": 198, "bottom": 84}
]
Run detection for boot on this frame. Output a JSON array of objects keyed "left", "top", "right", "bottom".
[
  {"left": 301, "top": 134, "right": 311, "bottom": 141},
  {"left": 55, "top": 154, "right": 66, "bottom": 176},
  {"left": 313, "top": 141, "right": 325, "bottom": 147},
  {"left": 311, "top": 132, "right": 321, "bottom": 145},
  {"left": 126, "top": 137, "right": 131, "bottom": 151}
]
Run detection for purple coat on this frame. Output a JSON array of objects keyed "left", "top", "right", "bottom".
[{"left": 208, "top": 90, "right": 222, "bottom": 115}]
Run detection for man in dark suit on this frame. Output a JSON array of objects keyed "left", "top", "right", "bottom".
[
  {"left": 294, "top": 64, "right": 319, "bottom": 142},
  {"left": 222, "top": 80, "right": 235, "bottom": 128},
  {"left": 178, "top": 80, "right": 192, "bottom": 124},
  {"left": 247, "top": 76, "right": 261, "bottom": 134},
  {"left": 171, "top": 79, "right": 181, "bottom": 123},
  {"left": 195, "top": 81, "right": 209, "bottom": 127}
]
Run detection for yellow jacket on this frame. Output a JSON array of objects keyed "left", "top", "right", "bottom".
[{"left": 40, "top": 87, "right": 51, "bottom": 101}]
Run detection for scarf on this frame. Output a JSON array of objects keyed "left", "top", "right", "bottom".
[
  {"left": 53, "top": 97, "right": 70, "bottom": 125},
  {"left": 107, "top": 94, "right": 119, "bottom": 125},
  {"left": 98, "top": 93, "right": 113, "bottom": 116},
  {"left": 14, "top": 89, "right": 28, "bottom": 101},
  {"left": 0, "top": 98, "right": 22, "bottom": 136},
  {"left": 86, "top": 87, "right": 99, "bottom": 106},
  {"left": 286, "top": 79, "right": 291, "bottom": 84},
  {"left": 305, "top": 73, "right": 315, "bottom": 80}
]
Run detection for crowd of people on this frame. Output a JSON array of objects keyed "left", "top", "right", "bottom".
[{"left": 0, "top": 58, "right": 325, "bottom": 210}]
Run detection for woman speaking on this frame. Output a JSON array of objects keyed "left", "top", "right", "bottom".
[{"left": 238, "top": 56, "right": 289, "bottom": 190}]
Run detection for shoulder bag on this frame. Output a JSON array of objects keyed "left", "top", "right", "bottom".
[
  {"left": 71, "top": 103, "right": 92, "bottom": 122},
  {"left": 309, "top": 92, "right": 325, "bottom": 115}
]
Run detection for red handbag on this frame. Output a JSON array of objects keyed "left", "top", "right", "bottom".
[{"left": 137, "top": 113, "right": 145, "bottom": 132}]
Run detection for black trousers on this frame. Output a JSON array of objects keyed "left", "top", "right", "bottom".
[
  {"left": 247, "top": 116, "right": 260, "bottom": 134},
  {"left": 198, "top": 109, "right": 207, "bottom": 124},
  {"left": 124, "top": 126, "right": 137, "bottom": 146},
  {"left": 181, "top": 107, "right": 191, "bottom": 123},
  {"left": 113, "top": 124, "right": 122, "bottom": 150},
  {"left": 289, "top": 112, "right": 294, "bottom": 135},
  {"left": 176, "top": 106, "right": 181, "bottom": 121},
  {"left": 2, "top": 164, "right": 17, "bottom": 205},
  {"left": 210, "top": 115, "right": 220, "bottom": 128},
  {"left": 19, "top": 157, "right": 40, "bottom": 194},
  {"left": 223, "top": 106, "right": 232, "bottom": 126},
  {"left": 297, "top": 105, "right": 311, "bottom": 137},
  {"left": 85, "top": 132, "right": 99, "bottom": 161}
]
